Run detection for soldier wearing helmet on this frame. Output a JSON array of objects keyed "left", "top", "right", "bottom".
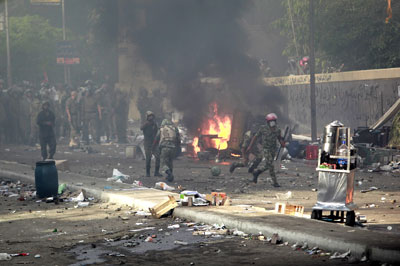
[{"left": 247, "top": 113, "right": 285, "bottom": 187}]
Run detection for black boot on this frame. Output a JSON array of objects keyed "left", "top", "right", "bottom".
[
  {"left": 252, "top": 170, "right": 261, "bottom": 184},
  {"left": 165, "top": 169, "right": 174, "bottom": 182},
  {"left": 248, "top": 161, "right": 256, "bottom": 173},
  {"left": 154, "top": 165, "right": 162, "bottom": 177},
  {"left": 146, "top": 166, "right": 150, "bottom": 177},
  {"left": 229, "top": 162, "right": 237, "bottom": 173}
]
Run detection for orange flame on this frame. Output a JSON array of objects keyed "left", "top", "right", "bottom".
[{"left": 192, "top": 102, "right": 232, "bottom": 153}]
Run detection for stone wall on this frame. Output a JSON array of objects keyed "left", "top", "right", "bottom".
[{"left": 265, "top": 68, "right": 400, "bottom": 135}]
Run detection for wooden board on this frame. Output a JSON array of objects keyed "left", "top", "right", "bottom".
[{"left": 149, "top": 195, "right": 178, "bottom": 219}]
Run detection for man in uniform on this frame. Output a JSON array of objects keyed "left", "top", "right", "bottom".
[
  {"left": 99, "top": 84, "right": 114, "bottom": 142},
  {"left": 229, "top": 123, "right": 262, "bottom": 174},
  {"left": 81, "top": 87, "right": 101, "bottom": 145},
  {"left": 247, "top": 113, "right": 285, "bottom": 187},
  {"left": 37, "top": 102, "right": 56, "bottom": 161},
  {"left": 154, "top": 119, "right": 181, "bottom": 182},
  {"left": 66, "top": 90, "right": 81, "bottom": 147},
  {"left": 140, "top": 111, "right": 161, "bottom": 177}
]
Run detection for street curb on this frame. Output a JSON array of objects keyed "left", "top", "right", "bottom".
[
  {"left": 0, "top": 169, "right": 173, "bottom": 210},
  {"left": 173, "top": 208, "right": 400, "bottom": 264},
  {"left": 1, "top": 168, "right": 399, "bottom": 264}
]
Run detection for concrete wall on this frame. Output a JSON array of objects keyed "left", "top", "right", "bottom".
[{"left": 265, "top": 68, "right": 400, "bottom": 135}]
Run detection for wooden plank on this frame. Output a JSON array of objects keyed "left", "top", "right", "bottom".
[{"left": 149, "top": 195, "right": 178, "bottom": 219}]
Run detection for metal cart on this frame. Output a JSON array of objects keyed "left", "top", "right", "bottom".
[{"left": 311, "top": 124, "right": 357, "bottom": 226}]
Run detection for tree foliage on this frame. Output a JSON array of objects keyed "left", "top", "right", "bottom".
[
  {"left": 0, "top": 15, "right": 63, "bottom": 82},
  {"left": 277, "top": 0, "right": 400, "bottom": 71}
]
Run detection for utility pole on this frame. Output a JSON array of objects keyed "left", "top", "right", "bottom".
[
  {"left": 5, "top": 0, "right": 12, "bottom": 88},
  {"left": 62, "top": 0, "right": 68, "bottom": 84},
  {"left": 309, "top": 0, "right": 317, "bottom": 142}
]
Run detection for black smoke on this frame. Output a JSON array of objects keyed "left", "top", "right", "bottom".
[{"left": 130, "top": 0, "right": 286, "bottom": 132}]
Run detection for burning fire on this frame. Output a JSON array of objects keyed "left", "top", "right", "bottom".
[{"left": 192, "top": 102, "right": 232, "bottom": 153}]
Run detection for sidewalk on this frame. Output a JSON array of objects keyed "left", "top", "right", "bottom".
[{"left": 1, "top": 160, "right": 399, "bottom": 264}]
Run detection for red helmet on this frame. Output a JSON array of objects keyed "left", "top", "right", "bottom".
[{"left": 266, "top": 113, "right": 278, "bottom": 121}]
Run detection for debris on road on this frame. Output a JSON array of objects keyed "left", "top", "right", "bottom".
[
  {"left": 106, "top": 168, "right": 130, "bottom": 183},
  {"left": 275, "top": 191, "right": 292, "bottom": 200},
  {"left": 0, "top": 253, "right": 12, "bottom": 261},
  {"left": 70, "top": 191, "right": 85, "bottom": 202},
  {"left": 360, "top": 186, "right": 379, "bottom": 193},
  {"left": 149, "top": 195, "right": 178, "bottom": 218},
  {"left": 329, "top": 250, "right": 351, "bottom": 259},
  {"left": 275, "top": 202, "right": 304, "bottom": 217},
  {"left": 154, "top": 182, "right": 175, "bottom": 191},
  {"left": 174, "top": 240, "right": 188, "bottom": 245},
  {"left": 270, "top": 233, "right": 281, "bottom": 244}
]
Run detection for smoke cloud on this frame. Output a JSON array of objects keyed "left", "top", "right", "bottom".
[{"left": 132, "top": 0, "right": 286, "bottom": 132}]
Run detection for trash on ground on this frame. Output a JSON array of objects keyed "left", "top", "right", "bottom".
[
  {"left": 154, "top": 182, "right": 175, "bottom": 191},
  {"left": 168, "top": 224, "right": 180, "bottom": 229},
  {"left": 10, "top": 253, "right": 30, "bottom": 257},
  {"left": 275, "top": 202, "right": 304, "bottom": 217},
  {"left": 107, "top": 252, "right": 125, "bottom": 257},
  {"left": 180, "top": 191, "right": 210, "bottom": 206},
  {"left": 174, "top": 240, "right": 188, "bottom": 245},
  {"left": 145, "top": 236, "right": 154, "bottom": 242},
  {"left": 329, "top": 250, "right": 351, "bottom": 259},
  {"left": 133, "top": 180, "right": 143, "bottom": 186},
  {"left": 360, "top": 187, "right": 379, "bottom": 193},
  {"left": 0, "top": 253, "right": 11, "bottom": 261},
  {"left": 107, "top": 169, "right": 130, "bottom": 183},
  {"left": 275, "top": 191, "right": 292, "bottom": 200},
  {"left": 70, "top": 191, "right": 85, "bottom": 202},
  {"left": 356, "top": 215, "right": 367, "bottom": 223},
  {"left": 149, "top": 195, "right": 178, "bottom": 218},
  {"left": 232, "top": 230, "right": 247, "bottom": 237},
  {"left": 75, "top": 202, "right": 90, "bottom": 208},
  {"left": 135, "top": 210, "right": 151, "bottom": 216},
  {"left": 129, "top": 227, "right": 156, "bottom": 232},
  {"left": 58, "top": 183, "right": 67, "bottom": 195},
  {"left": 270, "top": 233, "right": 281, "bottom": 244}
]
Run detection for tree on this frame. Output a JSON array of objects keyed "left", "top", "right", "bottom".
[
  {"left": 276, "top": 0, "right": 400, "bottom": 71},
  {"left": 0, "top": 15, "right": 63, "bottom": 83}
]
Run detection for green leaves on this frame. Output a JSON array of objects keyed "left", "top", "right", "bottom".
[
  {"left": 276, "top": 0, "right": 400, "bottom": 71},
  {"left": 0, "top": 15, "right": 63, "bottom": 82}
]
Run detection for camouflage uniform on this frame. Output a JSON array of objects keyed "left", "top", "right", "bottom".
[
  {"left": 81, "top": 90, "right": 101, "bottom": 145},
  {"left": 252, "top": 124, "right": 282, "bottom": 186},
  {"left": 155, "top": 119, "right": 181, "bottom": 182},
  {"left": 140, "top": 111, "right": 161, "bottom": 177},
  {"left": 230, "top": 127, "right": 262, "bottom": 173}
]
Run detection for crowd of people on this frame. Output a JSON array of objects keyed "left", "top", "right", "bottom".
[{"left": 0, "top": 79, "right": 130, "bottom": 147}]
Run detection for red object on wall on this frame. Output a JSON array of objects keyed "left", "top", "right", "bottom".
[{"left": 306, "top": 145, "right": 319, "bottom": 160}]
